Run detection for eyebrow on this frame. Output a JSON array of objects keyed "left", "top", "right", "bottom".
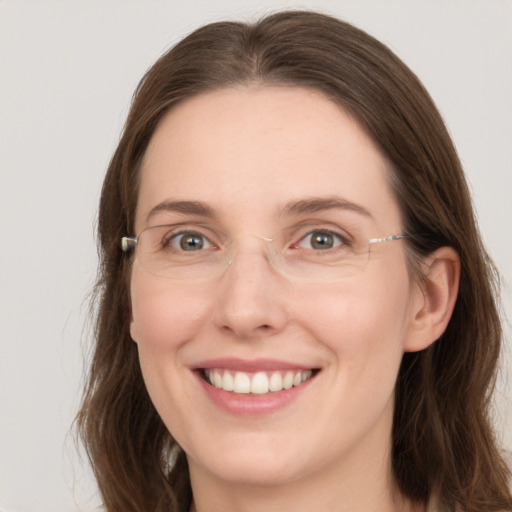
[
  {"left": 145, "top": 200, "right": 217, "bottom": 223},
  {"left": 281, "top": 196, "right": 373, "bottom": 218},
  {"left": 145, "top": 195, "right": 372, "bottom": 225}
]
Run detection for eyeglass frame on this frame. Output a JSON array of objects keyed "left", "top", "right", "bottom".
[{"left": 120, "top": 225, "right": 409, "bottom": 282}]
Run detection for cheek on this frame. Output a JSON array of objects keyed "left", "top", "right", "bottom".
[
  {"left": 130, "top": 267, "right": 211, "bottom": 353},
  {"left": 278, "top": 270, "right": 414, "bottom": 458},
  {"left": 128, "top": 268, "right": 213, "bottom": 429},
  {"left": 293, "top": 271, "right": 412, "bottom": 367}
]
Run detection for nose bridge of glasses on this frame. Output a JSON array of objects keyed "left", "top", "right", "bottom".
[{"left": 226, "top": 233, "right": 276, "bottom": 267}]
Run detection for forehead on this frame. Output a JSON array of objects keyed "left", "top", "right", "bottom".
[{"left": 136, "top": 86, "right": 401, "bottom": 232}]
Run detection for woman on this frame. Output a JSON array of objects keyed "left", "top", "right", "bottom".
[{"left": 77, "top": 10, "right": 512, "bottom": 512}]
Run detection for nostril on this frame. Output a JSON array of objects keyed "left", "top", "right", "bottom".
[{"left": 256, "top": 324, "right": 273, "bottom": 332}]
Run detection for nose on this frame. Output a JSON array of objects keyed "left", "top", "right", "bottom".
[{"left": 213, "top": 246, "right": 290, "bottom": 340}]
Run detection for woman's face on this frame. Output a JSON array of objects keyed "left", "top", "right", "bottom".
[{"left": 129, "top": 86, "right": 424, "bottom": 488}]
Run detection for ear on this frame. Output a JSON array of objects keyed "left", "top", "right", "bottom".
[{"left": 404, "top": 246, "right": 460, "bottom": 352}]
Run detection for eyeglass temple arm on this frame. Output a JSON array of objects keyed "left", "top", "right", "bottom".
[
  {"left": 121, "top": 236, "right": 138, "bottom": 252},
  {"left": 368, "top": 235, "right": 408, "bottom": 245}
]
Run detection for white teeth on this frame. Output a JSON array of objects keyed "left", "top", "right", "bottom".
[
  {"left": 213, "top": 370, "right": 223, "bottom": 388},
  {"left": 233, "top": 372, "right": 251, "bottom": 394},
  {"left": 205, "top": 368, "right": 315, "bottom": 394},
  {"left": 251, "top": 372, "right": 269, "bottom": 394},
  {"left": 269, "top": 371, "right": 283, "bottom": 392},
  {"left": 223, "top": 371, "right": 234, "bottom": 391},
  {"left": 302, "top": 370, "right": 312, "bottom": 382},
  {"left": 283, "top": 371, "right": 294, "bottom": 389}
]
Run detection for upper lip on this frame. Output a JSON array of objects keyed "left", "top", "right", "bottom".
[{"left": 190, "top": 358, "right": 318, "bottom": 372}]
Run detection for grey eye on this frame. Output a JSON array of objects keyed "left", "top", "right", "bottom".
[{"left": 170, "top": 232, "right": 211, "bottom": 251}]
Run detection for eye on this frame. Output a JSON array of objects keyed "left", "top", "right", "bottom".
[
  {"left": 166, "top": 231, "right": 213, "bottom": 252},
  {"left": 296, "top": 230, "right": 346, "bottom": 250}
]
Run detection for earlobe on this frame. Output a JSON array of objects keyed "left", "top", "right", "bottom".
[{"left": 404, "top": 247, "right": 460, "bottom": 352}]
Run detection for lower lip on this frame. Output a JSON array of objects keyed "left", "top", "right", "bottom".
[{"left": 195, "top": 371, "right": 314, "bottom": 416}]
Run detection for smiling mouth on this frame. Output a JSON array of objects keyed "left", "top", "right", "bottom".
[{"left": 201, "top": 368, "right": 318, "bottom": 395}]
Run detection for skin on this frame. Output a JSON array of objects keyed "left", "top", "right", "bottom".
[{"left": 129, "top": 86, "right": 459, "bottom": 512}]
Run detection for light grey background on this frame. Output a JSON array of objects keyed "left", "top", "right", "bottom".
[{"left": 1, "top": 1, "right": 511, "bottom": 511}]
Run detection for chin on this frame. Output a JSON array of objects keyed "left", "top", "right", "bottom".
[
  {"left": 189, "top": 453, "right": 306, "bottom": 487},
  {"left": 182, "top": 429, "right": 311, "bottom": 486}
]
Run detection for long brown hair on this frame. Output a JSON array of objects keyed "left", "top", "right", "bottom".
[{"left": 77, "top": 10, "right": 512, "bottom": 512}]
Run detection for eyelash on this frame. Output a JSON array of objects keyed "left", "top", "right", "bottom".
[
  {"left": 292, "top": 229, "right": 350, "bottom": 251},
  {"left": 160, "top": 227, "right": 352, "bottom": 252},
  {"left": 162, "top": 230, "right": 216, "bottom": 251}
]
